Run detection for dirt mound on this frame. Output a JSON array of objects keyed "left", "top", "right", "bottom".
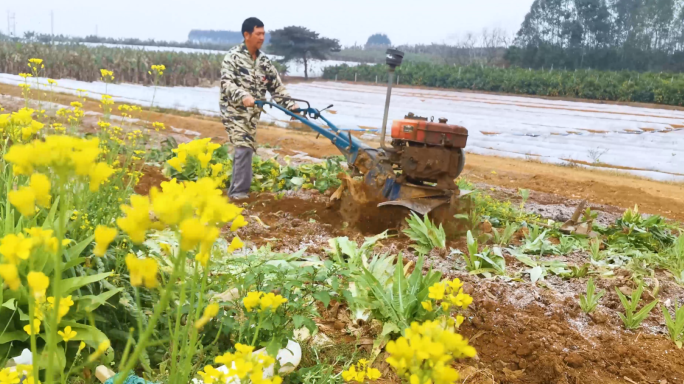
[
  {"left": 234, "top": 192, "right": 684, "bottom": 383},
  {"left": 135, "top": 165, "right": 168, "bottom": 195},
  {"left": 456, "top": 275, "right": 684, "bottom": 384}
]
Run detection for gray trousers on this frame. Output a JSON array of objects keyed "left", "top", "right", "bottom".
[{"left": 228, "top": 146, "right": 254, "bottom": 197}]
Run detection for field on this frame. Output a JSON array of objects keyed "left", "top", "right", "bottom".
[
  {"left": 2, "top": 74, "right": 683, "bottom": 182},
  {"left": 323, "top": 64, "right": 684, "bottom": 107},
  {"left": 0, "top": 42, "right": 356, "bottom": 83},
  {"left": 1, "top": 59, "right": 684, "bottom": 384}
]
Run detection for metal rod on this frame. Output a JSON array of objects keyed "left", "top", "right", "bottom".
[{"left": 379, "top": 70, "right": 395, "bottom": 151}]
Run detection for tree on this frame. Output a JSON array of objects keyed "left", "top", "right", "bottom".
[
  {"left": 365, "top": 33, "right": 392, "bottom": 48},
  {"left": 510, "top": 0, "right": 684, "bottom": 71},
  {"left": 268, "top": 26, "right": 341, "bottom": 79}
]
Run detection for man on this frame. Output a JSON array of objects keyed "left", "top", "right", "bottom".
[{"left": 220, "top": 17, "right": 298, "bottom": 200}]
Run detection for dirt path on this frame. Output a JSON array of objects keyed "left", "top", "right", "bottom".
[
  {"left": 235, "top": 191, "right": 684, "bottom": 384},
  {"left": 2, "top": 83, "right": 683, "bottom": 221}
]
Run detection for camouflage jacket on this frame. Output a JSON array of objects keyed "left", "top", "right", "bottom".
[{"left": 220, "top": 43, "right": 295, "bottom": 150}]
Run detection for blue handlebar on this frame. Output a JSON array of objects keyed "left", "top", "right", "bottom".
[{"left": 255, "top": 100, "right": 371, "bottom": 163}]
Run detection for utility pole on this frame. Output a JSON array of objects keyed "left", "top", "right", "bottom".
[
  {"left": 51, "top": 10, "right": 54, "bottom": 44},
  {"left": 7, "top": 11, "right": 16, "bottom": 37},
  {"left": 9, "top": 12, "right": 16, "bottom": 37}
]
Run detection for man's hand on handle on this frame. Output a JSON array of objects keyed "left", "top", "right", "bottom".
[
  {"left": 290, "top": 104, "right": 301, "bottom": 120},
  {"left": 242, "top": 95, "right": 255, "bottom": 108},
  {"left": 245, "top": 96, "right": 301, "bottom": 120}
]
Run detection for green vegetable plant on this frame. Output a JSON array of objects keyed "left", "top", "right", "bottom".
[
  {"left": 518, "top": 225, "right": 557, "bottom": 255},
  {"left": 403, "top": 212, "right": 446, "bottom": 255},
  {"left": 492, "top": 222, "right": 518, "bottom": 247},
  {"left": 615, "top": 283, "right": 658, "bottom": 330},
  {"left": 518, "top": 188, "right": 530, "bottom": 215},
  {"left": 589, "top": 238, "right": 603, "bottom": 261},
  {"left": 461, "top": 230, "right": 506, "bottom": 276},
  {"left": 353, "top": 254, "right": 441, "bottom": 339},
  {"left": 579, "top": 278, "right": 604, "bottom": 314},
  {"left": 663, "top": 300, "right": 684, "bottom": 348},
  {"left": 660, "top": 235, "right": 684, "bottom": 284},
  {"left": 601, "top": 205, "right": 675, "bottom": 252}
]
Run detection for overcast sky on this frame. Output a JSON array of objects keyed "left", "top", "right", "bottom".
[{"left": 3, "top": 0, "right": 533, "bottom": 46}]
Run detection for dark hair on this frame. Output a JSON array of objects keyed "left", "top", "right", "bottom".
[{"left": 242, "top": 17, "right": 264, "bottom": 36}]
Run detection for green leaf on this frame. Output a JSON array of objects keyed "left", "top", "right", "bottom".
[
  {"left": 41, "top": 196, "right": 60, "bottom": 230},
  {"left": 66, "top": 234, "right": 95, "bottom": 261},
  {"left": 528, "top": 266, "right": 544, "bottom": 283},
  {"left": 313, "top": 291, "right": 331, "bottom": 308},
  {"left": 61, "top": 272, "right": 112, "bottom": 296},
  {"left": 2, "top": 298, "right": 16, "bottom": 310},
  {"left": 77, "top": 288, "right": 123, "bottom": 312},
  {"left": 380, "top": 322, "right": 400, "bottom": 338},
  {"left": 290, "top": 177, "right": 305, "bottom": 186},
  {"left": 61, "top": 321, "right": 110, "bottom": 345},
  {"left": 293, "top": 315, "right": 306, "bottom": 329},
  {"left": 63, "top": 257, "right": 87, "bottom": 271},
  {"left": 18, "top": 307, "right": 29, "bottom": 321},
  {"left": 0, "top": 330, "right": 29, "bottom": 344}
]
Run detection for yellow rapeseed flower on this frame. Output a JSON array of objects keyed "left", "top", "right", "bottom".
[
  {"left": 88, "top": 162, "right": 115, "bottom": 192},
  {"left": 47, "top": 295, "right": 74, "bottom": 320},
  {"left": 23, "top": 319, "right": 41, "bottom": 335},
  {"left": 243, "top": 291, "right": 263, "bottom": 312},
  {"left": 386, "top": 320, "right": 476, "bottom": 384},
  {"left": 0, "top": 264, "right": 20, "bottom": 290},
  {"left": 0, "top": 233, "right": 33, "bottom": 264},
  {"left": 29, "top": 173, "right": 51, "bottom": 208},
  {"left": 8, "top": 187, "right": 37, "bottom": 217},
  {"left": 124, "top": 254, "right": 158, "bottom": 288},
  {"left": 93, "top": 226, "right": 117, "bottom": 257},
  {"left": 87, "top": 340, "right": 110, "bottom": 362},
  {"left": 197, "top": 365, "right": 226, "bottom": 384},
  {"left": 195, "top": 303, "right": 220, "bottom": 329},
  {"left": 24, "top": 227, "right": 58, "bottom": 254},
  {"left": 116, "top": 195, "right": 152, "bottom": 243},
  {"left": 230, "top": 215, "right": 248, "bottom": 231},
  {"left": 58, "top": 326, "right": 77, "bottom": 342},
  {"left": 27, "top": 271, "right": 49, "bottom": 299},
  {"left": 259, "top": 292, "right": 287, "bottom": 313},
  {"left": 428, "top": 282, "right": 446, "bottom": 301},
  {"left": 0, "top": 366, "right": 21, "bottom": 384},
  {"left": 227, "top": 236, "right": 245, "bottom": 253}
]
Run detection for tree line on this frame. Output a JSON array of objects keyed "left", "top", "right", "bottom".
[
  {"left": 323, "top": 62, "right": 684, "bottom": 106},
  {"left": 508, "top": 0, "right": 684, "bottom": 71}
]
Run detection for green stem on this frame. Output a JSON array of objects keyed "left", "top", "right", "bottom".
[
  {"left": 115, "top": 252, "right": 185, "bottom": 384},
  {"left": 251, "top": 314, "right": 264, "bottom": 347},
  {"left": 134, "top": 288, "right": 144, "bottom": 338},
  {"left": 46, "top": 181, "right": 69, "bottom": 384},
  {"left": 28, "top": 291, "right": 38, "bottom": 381},
  {"left": 118, "top": 331, "right": 135, "bottom": 373},
  {"left": 179, "top": 266, "right": 209, "bottom": 381},
  {"left": 168, "top": 257, "right": 188, "bottom": 380},
  {"left": 62, "top": 343, "right": 80, "bottom": 384}
]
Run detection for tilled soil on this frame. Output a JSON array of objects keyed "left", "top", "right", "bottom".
[
  {"left": 232, "top": 190, "right": 684, "bottom": 384},
  {"left": 2, "top": 82, "right": 683, "bottom": 221},
  {"left": 5, "top": 83, "right": 684, "bottom": 382}
]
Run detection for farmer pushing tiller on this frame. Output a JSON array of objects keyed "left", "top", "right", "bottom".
[
  {"left": 222, "top": 18, "right": 470, "bottom": 229},
  {"left": 220, "top": 17, "right": 301, "bottom": 200}
]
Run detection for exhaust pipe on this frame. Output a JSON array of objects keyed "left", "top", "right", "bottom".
[{"left": 379, "top": 49, "right": 404, "bottom": 152}]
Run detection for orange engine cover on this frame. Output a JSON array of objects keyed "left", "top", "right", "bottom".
[{"left": 391, "top": 118, "right": 468, "bottom": 148}]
